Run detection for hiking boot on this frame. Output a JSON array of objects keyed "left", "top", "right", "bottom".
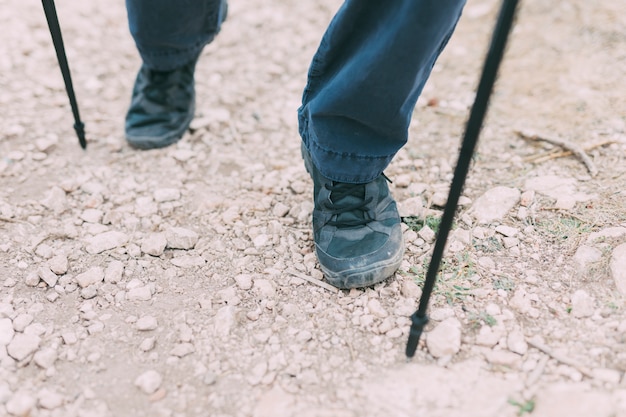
[
  {"left": 302, "top": 144, "right": 404, "bottom": 289},
  {"left": 125, "top": 58, "right": 198, "bottom": 149}
]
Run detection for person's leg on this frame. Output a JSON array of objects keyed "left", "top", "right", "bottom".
[
  {"left": 299, "top": 0, "right": 466, "bottom": 183},
  {"left": 124, "top": 0, "right": 227, "bottom": 149},
  {"left": 299, "top": 0, "right": 466, "bottom": 289}
]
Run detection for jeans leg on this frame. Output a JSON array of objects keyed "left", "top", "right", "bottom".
[
  {"left": 298, "top": 0, "right": 466, "bottom": 183},
  {"left": 126, "top": 0, "right": 227, "bottom": 71}
]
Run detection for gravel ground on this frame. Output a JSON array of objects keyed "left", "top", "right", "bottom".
[{"left": 1, "top": 0, "right": 625, "bottom": 416}]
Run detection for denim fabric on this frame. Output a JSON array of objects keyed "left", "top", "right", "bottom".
[
  {"left": 299, "top": 0, "right": 466, "bottom": 183},
  {"left": 126, "top": 0, "right": 465, "bottom": 182},
  {"left": 125, "top": 0, "right": 227, "bottom": 71}
]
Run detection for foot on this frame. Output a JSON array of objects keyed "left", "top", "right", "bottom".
[
  {"left": 302, "top": 144, "right": 404, "bottom": 289},
  {"left": 125, "top": 58, "right": 197, "bottom": 149}
]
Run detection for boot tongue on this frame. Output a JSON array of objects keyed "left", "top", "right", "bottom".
[{"left": 329, "top": 182, "right": 367, "bottom": 227}]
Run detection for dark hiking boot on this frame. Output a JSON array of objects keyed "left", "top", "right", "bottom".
[
  {"left": 302, "top": 143, "right": 404, "bottom": 289},
  {"left": 125, "top": 58, "right": 198, "bottom": 149}
]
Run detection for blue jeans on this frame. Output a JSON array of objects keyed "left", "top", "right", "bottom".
[{"left": 126, "top": 0, "right": 466, "bottom": 182}]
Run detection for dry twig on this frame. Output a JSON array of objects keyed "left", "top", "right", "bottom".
[
  {"left": 526, "top": 338, "right": 593, "bottom": 378},
  {"left": 287, "top": 268, "right": 339, "bottom": 293},
  {"left": 516, "top": 129, "right": 602, "bottom": 177}
]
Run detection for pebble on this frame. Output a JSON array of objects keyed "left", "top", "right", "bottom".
[
  {"left": 127, "top": 286, "right": 153, "bottom": 301},
  {"left": 40, "top": 186, "right": 68, "bottom": 213},
  {"left": 37, "top": 266, "right": 58, "bottom": 287},
  {"left": 136, "top": 316, "right": 158, "bottom": 331},
  {"left": 610, "top": 243, "right": 626, "bottom": 296},
  {"left": 588, "top": 227, "right": 626, "bottom": 243},
  {"left": 484, "top": 349, "right": 522, "bottom": 368},
  {"left": 367, "top": 299, "right": 388, "bottom": 318},
  {"left": 85, "top": 231, "right": 129, "bottom": 254},
  {"left": 400, "top": 279, "right": 422, "bottom": 299},
  {"left": 61, "top": 332, "right": 78, "bottom": 345},
  {"left": 12, "top": 314, "right": 33, "bottom": 332},
  {"left": 573, "top": 245, "right": 603, "bottom": 268},
  {"left": 495, "top": 225, "right": 519, "bottom": 237},
  {"left": 7, "top": 333, "right": 40, "bottom": 361},
  {"left": 272, "top": 202, "right": 290, "bottom": 217},
  {"left": 571, "top": 290, "right": 595, "bottom": 318},
  {"left": 134, "top": 370, "right": 162, "bottom": 395},
  {"left": 253, "top": 279, "right": 276, "bottom": 298},
  {"left": 153, "top": 188, "right": 181, "bottom": 203},
  {"left": 139, "top": 337, "right": 156, "bottom": 352},
  {"left": 104, "top": 260, "right": 124, "bottom": 284},
  {"left": 37, "top": 388, "right": 64, "bottom": 410},
  {"left": 48, "top": 255, "right": 69, "bottom": 275},
  {"left": 33, "top": 348, "right": 57, "bottom": 369},
  {"left": 235, "top": 274, "right": 254, "bottom": 290},
  {"left": 506, "top": 329, "right": 528, "bottom": 355},
  {"left": 475, "top": 325, "right": 501, "bottom": 347},
  {"left": 0, "top": 318, "right": 15, "bottom": 345},
  {"left": 170, "top": 343, "right": 195, "bottom": 358},
  {"left": 418, "top": 225, "right": 436, "bottom": 243},
  {"left": 397, "top": 197, "right": 424, "bottom": 218},
  {"left": 141, "top": 233, "right": 168, "bottom": 256},
  {"left": 470, "top": 186, "right": 520, "bottom": 224},
  {"left": 214, "top": 306, "right": 236, "bottom": 336},
  {"left": 24, "top": 271, "right": 40, "bottom": 287},
  {"left": 165, "top": 227, "right": 199, "bottom": 250},
  {"left": 426, "top": 317, "right": 462, "bottom": 358},
  {"left": 76, "top": 267, "right": 105, "bottom": 288},
  {"left": 81, "top": 208, "right": 104, "bottom": 223},
  {"left": 170, "top": 255, "right": 206, "bottom": 268},
  {"left": 5, "top": 391, "right": 36, "bottom": 416}
]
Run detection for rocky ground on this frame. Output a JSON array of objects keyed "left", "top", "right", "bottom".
[{"left": 0, "top": 0, "right": 625, "bottom": 416}]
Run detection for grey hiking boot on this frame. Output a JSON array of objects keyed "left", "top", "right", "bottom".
[
  {"left": 302, "top": 144, "right": 404, "bottom": 289},
  {"left": 125, "top": 58, "right": 198, "bottom": 149}
]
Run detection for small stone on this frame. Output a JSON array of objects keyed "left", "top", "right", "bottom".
[
  {"left": 87, "top": 321, "right": 105, "bottom": 334},
  {"left": 61, "top": 332, "right": 78, "bottom": 345},
  {"left": 475, "top": 325, "right": 501, "bottom": 347},
  {"left": 6, "top": 391, "right": 36, "bottom": 416},
  {"left": 367, "top": 299, "right": 388, "bottom": 318},
  {"left": 136, "top": 316, "right": 158, "bottom": 331},
  {"left": 397, "top": 197, "right": 424, "bottom": 218},
  {"left": 214, "top": 306, "right": 235, "bottom": 336},
  {"left": 235, "top": 274, "right": 254, "bottom": 290},
  {"left": 506, "top": 329, "right": 528, "bottom": 355},
  {"left": 7, "top": 333, "right": 41, "bottom": 361},
  {"left": 418, "top": 225, "right": 436, "bottom": 243},
  {"left": 141, "top": 233, "right": 167, "bottom": 256},
  {"left": 153, "top": 188, "right": 181, "bottom": 203},
  {"left": 48, "top": 255, "right": 69, "bottom": 275},
  {"left": 33, "top": 348, "right": 57, "bottom": 369},
  {"left": 12, "top": 314, "right": 34, "bottom": 332},
  {"left": 76, "top": 267, "right": 104, "bottom": 288},
  {"left": 165, "top": 227, "right": 199, "bottom": 250},
  {"left": 470, "top": 187, "right": 520, "bottom": 224},
  {"left": 502, "top": 237, "right": 519, "bottom": 248},
  {"left": 37, "top": 388, "right": 64, "bottom": 410},
  {"left": 573, "top": 245, "right": 603, "bottom": 268},
  {"left": 495, "top": 225, "right": 519, "bottom": 237},
  {"left": 85, "top": 231, "right": 129, "bottom": 254},
  {"left": 252, "top": 234, "right": 270, "bottom": 248},
  {"left": 81, "top": 209, "right": 104, "bottom": 223},
  {"left": 38, "top": 266, "right": 58, "bottom": 287},
  {"left": 104, "top": 260, "right": 124, "bottom": 284},
  {"left": 426, "top": 317, "right": 462, "bottom": 358},
  {"left": 170, "top": 343, "right": 194, "bottom": 358},
  {"left": 272, "top": 202, "right": 290, "bottom": 217},
  {"left": 592, "top": 368, "right": 621, "bottom": 384},
  {"left": 81, "top": 286, "right": 98, "bottom": 300},
  {"left": 40, "top": 186, "right": 68, "bottom": 213},
  {"left": 253, "top": 279, "right": 276, "bottom": 298},
  {"left": 520, "top": 190, "right": 534, "bottom": 207},
  {"left": 134, "top": 370, "right": 162, "bottom": 395},
  {"left": 127, "top": 286, "right": 152, "bottom": 301},
  {"left": 139, "top": 337, "right": 156, "bottom": 352},
  {"left": 588, "top": 227, "right": 626, "bottom": 243},
  {"left": 0, "top": 318, "right": 15, "bottom": 345},
  {"left": 170, "top": 255, "right": 205, "bottom": 268},
  {"left": 610, "top": 243, "right": 626, "bottom": 296},
  {"left": 484, "top": 350, "right": 522, "bottom": 368},
  {"left": 400, "top": 279, "right": 422, "bottom": 299},
  {"left": 24, "top": 271, "right": 40, "bottom": 287},
  {"left": 571, "top": 290, "right": 595, "bottom": 318}
]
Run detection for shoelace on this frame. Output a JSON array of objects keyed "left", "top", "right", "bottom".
[
  {"left": 323, "top": 182, "right": 374, "bottom": 228},
  {"left": 143, "top": 66, "right": 193, "bottom": 107}
]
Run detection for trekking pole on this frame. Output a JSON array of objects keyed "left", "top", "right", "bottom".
[
  {"left": 41, "top": 0, "right": 87, "bottom": 149},
  {"left": 405, "top": 0, "right": 520, "bottom": 358}
]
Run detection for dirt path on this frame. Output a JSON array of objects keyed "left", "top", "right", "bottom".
[{"left": 0, "top": 1, "right": 625, "bottom": 416}]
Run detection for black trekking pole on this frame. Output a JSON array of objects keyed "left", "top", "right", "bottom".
[
  {"left": 41, "top": 0, "right": 87, "bottom": 149},
  {"left": 405, "top": 0, "right": 520, "bottom": 358}
]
